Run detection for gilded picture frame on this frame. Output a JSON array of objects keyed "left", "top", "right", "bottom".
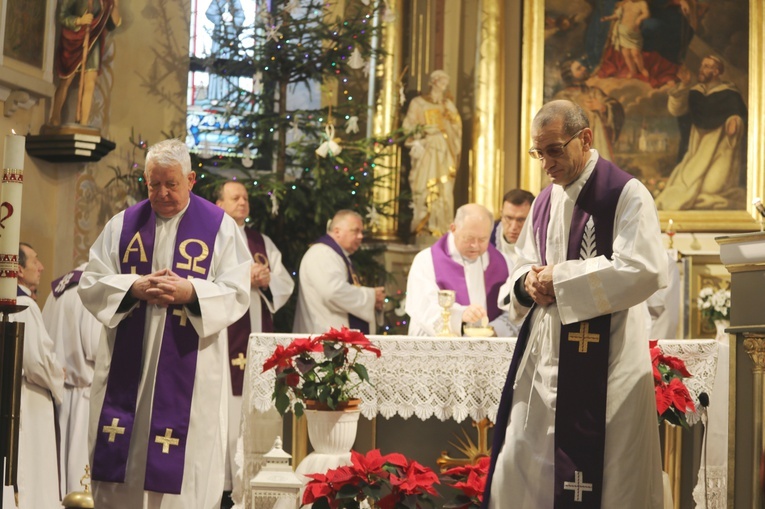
[
  {"left": 0, "top": 0, "right": 57, "bottom": 97},
  {"left": 519, "top": 0, "right": 764, "bottom": 232}
]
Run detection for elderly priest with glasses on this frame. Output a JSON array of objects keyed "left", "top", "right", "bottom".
[{"left": 482, "top": 100, "right": 668, "bottom": 509}]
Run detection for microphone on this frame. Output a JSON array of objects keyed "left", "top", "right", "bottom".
[
  {"left": 753, "top": 198, "right": 765, "bottom": 218},
  {"left": 698, "top": 391, "right": 709, "bottom": 408}
]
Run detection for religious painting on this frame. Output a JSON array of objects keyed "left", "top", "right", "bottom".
[
  {"left": 519, "top": 0, "right": 765, "bottom": 232},
  {"left": 2, "top": 0, "right": 46, "bottom": 68}
]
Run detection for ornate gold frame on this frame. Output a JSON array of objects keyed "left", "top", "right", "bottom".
[{"left": 519, "top": 0, "right": 764, "bottom": 232}]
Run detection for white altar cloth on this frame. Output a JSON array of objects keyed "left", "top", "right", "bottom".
[
  {"left": 245, "top": 335, "right": 720, "bottom": 424},
  {"left": 241, "top": 335, "right": 724, "bottom": 509}
]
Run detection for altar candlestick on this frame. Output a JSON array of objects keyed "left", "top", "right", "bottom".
[
  {"left": 0, "top": 133, "right": 25, "bottom": 305},
  {"left": 666, "top": 218, "right": 675, "bottom": 250}
]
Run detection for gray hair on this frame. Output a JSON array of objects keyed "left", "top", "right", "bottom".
[
  {"left": 145, "top": 139, "right": 192, "bottom": 177},
  {"left": 454, "top": 203, "right": 493, "bottom": 229},
  {"left": 328, "top": 209, "right": 363, "bottom": 231},
  {"left": 532, "top": 99, "right": 589, "bottom": 137}
]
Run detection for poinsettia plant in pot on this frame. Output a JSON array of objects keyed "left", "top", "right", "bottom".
[
  {"left": 262, "top": 326, "right": 381, "bottom": 417},
  {"left": 650, "top": 340, "right": 696, "bottom": 428},
  {"left": 302, "top": 449, "right": 440, "bottom": 509},
  {"left": 441, "top": 457, "right": 490, "bottom": 509}
]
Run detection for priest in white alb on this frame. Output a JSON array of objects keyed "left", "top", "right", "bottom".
[
  {"left": 483, "top": 100, "right": 667, "bottom": 509},
  {"left": 293, "top": 210, "right": 384, "bottom": 334},
  {"left": 13, "top": 243, "right": 65, "bottom": 509},
  {"left": 42, "top": 262, "right": 103, "bottom": 498},
  {"left": 214, "top": 180, "right": 294, "bottom": 507},
  {"left": 79, "top": 139, "right": 251, "bottom": 509},
  {"left": 406, "top": 203, "right": 515, "bottom": 337}
]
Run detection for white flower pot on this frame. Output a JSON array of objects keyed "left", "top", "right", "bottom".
[{"left": 295, "top": 407, "right": 361, "bottom": 479}]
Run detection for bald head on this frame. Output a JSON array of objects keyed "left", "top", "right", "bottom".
[{"left": 450, "top": 204, "right": 494, "bottom": 261}]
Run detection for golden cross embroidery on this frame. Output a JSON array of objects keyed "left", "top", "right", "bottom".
[
  {"left": 231, "top": 353, "right": 247, "bottom": 370},
  {"left": 102, "top": 417, "right": 126, "bottom": 443},
  {"left": 155, "top": 428, "right": 180, "bottom": 454},
  {"left": 563, "top": 470, "right": 593, "bottom": 502},
  {"left": 173, "top": 307, "right": 189, "bottom": 326},
  {"left": 568, "top": 322, "right": 600, "bottom": 353}
]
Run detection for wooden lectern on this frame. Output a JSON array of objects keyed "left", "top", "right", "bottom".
[{"left": 717, "top": 231, "right": 765, "bottom": 508}]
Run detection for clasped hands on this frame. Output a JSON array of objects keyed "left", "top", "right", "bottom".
[
  {"left": 130, "top": 268, "right": 196, "bottom": 307},
  {"left": 374, "top": 287, "right": 385, "bottom": 311},
  {"left": 251, "top": 262, "right": 271, "bottom": 289},
  {"left": 524, "top": 264, "right": 556, "bottom": 307}
]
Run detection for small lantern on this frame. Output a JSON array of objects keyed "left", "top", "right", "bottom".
[
  {"left": 62, "top": 465, "right": 94, "bottom": 508},
  {"left": 250, "top": 436, "right": 303, "bottom": 509}
]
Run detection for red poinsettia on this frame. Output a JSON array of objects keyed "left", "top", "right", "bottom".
[
  {"left": 262, "top": 327, "right": 382, "bottom": 417},
  {"left": 442, "top": 457, "right": 490, "bottom": 509},
  {"left": 303, "top": 449, "right": 440, "bottom": 509},
  {"left": 650, "top": 340, "right": 696, "bottom": 428}
]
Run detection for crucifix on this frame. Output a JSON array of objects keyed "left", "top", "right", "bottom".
[
  {"left": 231, "top": 353, "right": 247, "bottom": 370},
  {"left": 102, "top": 417, "right": 126, "bottom": 443},
  {"left": 568, "top": 322, "right": 600, "bottom": 353},
  {"left": 155, "top": 428, "right": 180, "bottom": 454}
]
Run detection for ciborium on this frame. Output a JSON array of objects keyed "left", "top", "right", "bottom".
[{"left": 436, "top": 289, "right": 458, "bottom": 337}]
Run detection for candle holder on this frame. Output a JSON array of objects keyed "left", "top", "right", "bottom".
[
  {"left": 0, "top": 305, "right": 26, "bottom": 509},
  {"left": 436, "top": 290, "right": 458, "bottom": 337}
]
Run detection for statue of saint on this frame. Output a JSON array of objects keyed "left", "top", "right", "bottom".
[
  {"left": 403, "top": 70, "right": 462, "bottom": 237},
  {"left": 48, "top": 0, "right": 122, "bottom": 127}
]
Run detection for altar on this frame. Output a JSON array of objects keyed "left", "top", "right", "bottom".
[{"left": 239, "top": 334, "right": 726, "bottom": 508}]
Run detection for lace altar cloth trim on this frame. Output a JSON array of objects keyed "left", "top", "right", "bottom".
[{"left": 245, "top": 335, "right": 719, "bottom": 424}]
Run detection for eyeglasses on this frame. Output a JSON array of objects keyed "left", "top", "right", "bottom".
[{"left": 528, "top": 129, "right": 584, "bottom": 160}]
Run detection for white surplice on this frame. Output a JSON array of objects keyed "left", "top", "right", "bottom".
[
  {"left": 228, "top": 227, "right": 293, "bottom": 502},
  {"left": 645, "top": 251, "right": 681, "bottom": 339},
  {"left": 11, "top": 286, "right": 65, "bottom": 509},
  {"left": 79, "top": 203, "right": 251, "bottom": 509},
  {"left": 42, "top": 262, "right": 103, "bottom": 498},
  {"left": 405, "top": 233, "right": 515, "bottom": 337},
  {"left": 292, "top": 243, "right": 377, "bottom": 334},
  {"left": 490, "top": 152, "right": 666, "bottom": 508}
]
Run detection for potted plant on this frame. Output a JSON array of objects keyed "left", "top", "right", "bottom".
[
  {"left": 697, "top": 286, "right": 731, "bottom": 338},
  {"left": 262, "top": 326, "right": 381, "bottom": 417},
  {"left": 302, "top": 449, "right": 440, "bottom": 508},
  {"left": 650, "top": 340, "right": 696, "bottom": 428},
  {"left": 441, "top": 457, "right": 490, "bottom": 509}
]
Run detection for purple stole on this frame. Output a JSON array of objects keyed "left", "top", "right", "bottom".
[
  {"left": 50, "top": 269, "right": 83, "bottom": 298},
  {"left": 227, "top": 228, "right": 272, "bottom": 397},
  {"left": 482, "top": 158, "right": 632, "bottom": 508},
  {"left": 314, "top": 235, "right": 369, "bottom": 334},
  {"left": 91, "top": 194, "right": 224, "bottom": 494},
  {"left": 430, "top": 234, "right": 509, "bottom": 321}
]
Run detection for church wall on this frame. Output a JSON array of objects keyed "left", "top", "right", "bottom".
[{"left": 0, "top": 0, "right": 191, "bottom": 303}]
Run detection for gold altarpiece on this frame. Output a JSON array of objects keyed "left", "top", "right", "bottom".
[{"left": 371, "top": 0, "right": 509, "bottom": 238}]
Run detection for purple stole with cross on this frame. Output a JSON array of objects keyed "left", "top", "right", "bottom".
[
  {"left": 430, "top": 234, "right": 509, "bottom": 321},
  {"left": 482, "top": 157, "right": 633, "bottom": 508},
  {"left": 50, "top": 269, "right": 83, "bottom": 298},
  {"left": 91, "top": 193, "right": 224, "bottom": 494},
  {"left": 314, "top": 234, "right": 369, "bottom": 334},
  {"left": 227, "top": 228, "right": 273, "bottom": 396}
]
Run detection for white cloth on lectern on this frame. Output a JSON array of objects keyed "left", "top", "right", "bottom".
[
  {"left": 11, "top": 286, "right": 65, "bottom": 509},
  {"left": 405, "top": 233, "right": 514, "bottom": 337}
]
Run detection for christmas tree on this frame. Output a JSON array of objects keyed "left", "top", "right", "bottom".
[{"left": 187, "top": 0, "right": 405, "bottom": 331}]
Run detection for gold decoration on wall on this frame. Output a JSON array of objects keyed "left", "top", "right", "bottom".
[{"left": 471, "top": 0, "right": 504, "bottom": 212}]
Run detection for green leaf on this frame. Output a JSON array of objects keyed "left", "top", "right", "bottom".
[
  {"left": 274, "top": 392, "right": 290, "bottom": 416},
  {"left": 352, "top": 363, "right": 370, "bottom": 383}
]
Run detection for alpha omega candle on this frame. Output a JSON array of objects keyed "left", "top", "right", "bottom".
[{"left": 0, "top": 133, "right": 25, "bottom": 305}]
